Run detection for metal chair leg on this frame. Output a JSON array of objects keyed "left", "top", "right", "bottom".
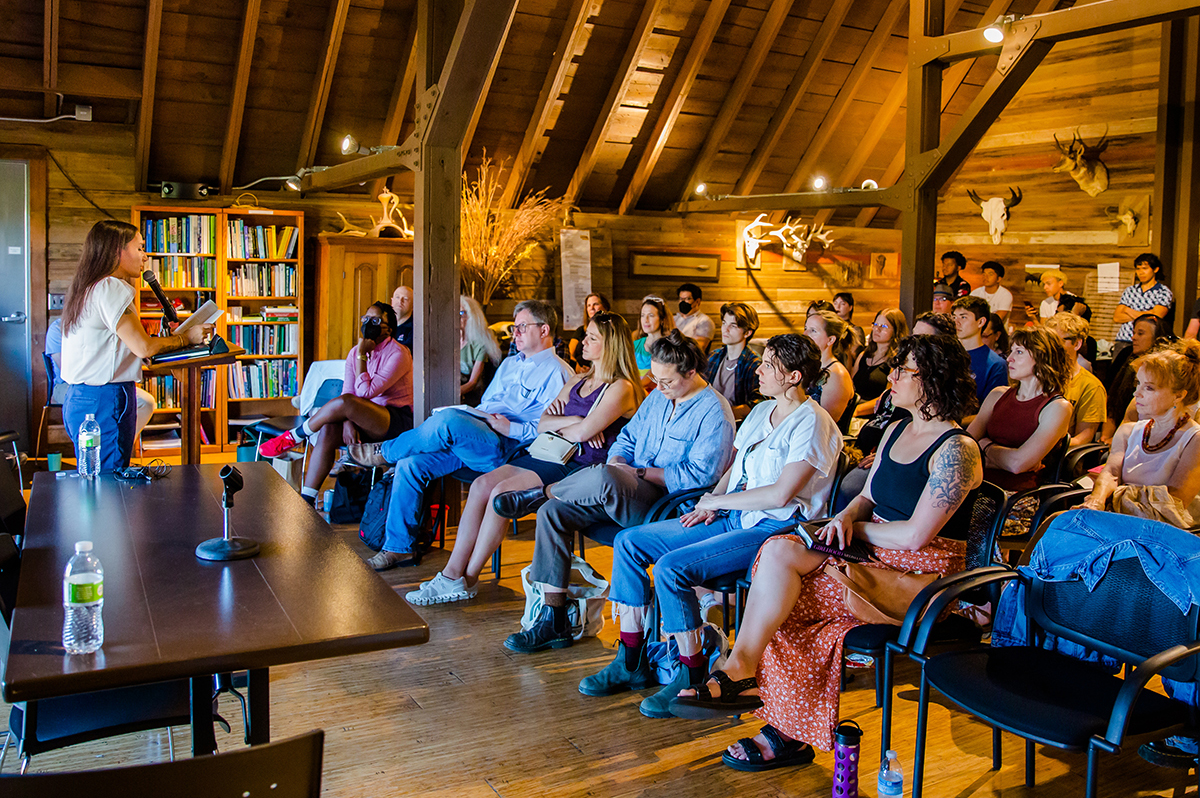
[
  {"left": 873, "top": 654, "right": 884, "bottom": 708},
  {"left": 1025, "top": 738, "right": 1036, "bottom": 787},
  {"left": 1085, "top": 745, "right": 1099, "bottom": 798},
  {"left": 10, "top": 441, "right": 21, "bottom": 489},
  {"left": 992, "top": 726, "right": 1002, "bottom": 770},
  {"left": 35, "top": 406, "right": 50, "bottom": 460},
  {"left": 19, "top": 754, "right": 29, "bottom": 775},
  {"left": 880, "top": 645, "right": 896, "bottom": 756},
  {"left": 912, "top": 672, "right": 931, "bottom": 798},
  {"left": 0, "top": 730, "right": 10, "bottom": 772},
  {"left": 167, "top": 726, "right": 175, "bottom": 761},
  {"left": 492, "top": 544, "right": 501, "bottom": 579}
]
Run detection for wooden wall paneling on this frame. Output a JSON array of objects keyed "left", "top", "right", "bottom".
[
  {"left": 219, "top": 0, "right": 263, "bottom": 195},
  {"left": 368, "top": 13, "right": 418, "bottom": 200},
  {"left": 43, "top": 0, "right": 60, "bottom": 117},
  {"left": 134, "top": 0, "right": 163, "bottom": 192},
  {"left": 296, "top": 0, "right": 352, "bottom": 172},
  {"left": 676, "top": 0, "right": 794, "bottom": 204},
  {"left": 733, "top": 0, "right": 855, "bottom": 196},
  {"left": 315, "top": 237, "right": 414, "bottom": 360},
  {"left": 563, "top": 0, "right": 667, "bottom": 206},
  {"left": 617, "top": 0, "right": 730, "bottom": 215}
]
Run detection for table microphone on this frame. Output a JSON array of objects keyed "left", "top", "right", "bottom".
[
  {"left": 142, "top": 269, "right": 179, "bottom": 326},
  {"left": 196, "top": 465, "right": 260, "bottom": 561}
]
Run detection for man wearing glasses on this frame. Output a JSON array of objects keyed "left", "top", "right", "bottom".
[{"left": 353, "top": 299, "right": 574, "bottom": 571}]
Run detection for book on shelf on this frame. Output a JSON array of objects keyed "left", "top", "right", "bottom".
[
  {"left": 261, "top": 305, "right": 299, "bottom": 322},
  {"left": 228, "top": 262, "right": 296, "bottom": 297},
  {"left": 146, "top": 255, "right": 216, "bottom": 289},
  {"left": 143, "top": 368, "right": 217, "bottom": 409},
  {"left": 228, "top": 359, "right": 298, "bottom": 399},
  {"left": 227, "top": 220, "right": 301, "bottom": 260},
  {"left": 143, "top": 214, "right": 216, "bottom": 254},
  {"left": 228, "top": 323, "right": 298, "bottom": 355}
]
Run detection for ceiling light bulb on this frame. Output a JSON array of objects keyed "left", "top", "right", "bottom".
[
  {"left": 861, "top": 179, "right": 878, "bottom": 190},
  {"left": 695, "top": 182, "right": 708, "bottom": 196},
  {"left": 983, "top": 25, "right": 1004, "bottom": 43},
  {"left": 340, "top": 134, "right": 359, "bottom": 156},
  {"left": 285, "top": 176, "right": 302, "bottom": 191},
  {"left": 812, "top": 176, "right": 827, "bottom": 191}
]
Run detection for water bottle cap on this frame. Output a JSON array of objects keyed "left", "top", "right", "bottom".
[
  {"left": 85, "top": 413, "right": 95, "bottom": 420},
  {"left": 886, "top": 750, "right": 897, "bottom": 758},
  {"left": 75, "top": 541, "right": 93, "bottom": 552}
]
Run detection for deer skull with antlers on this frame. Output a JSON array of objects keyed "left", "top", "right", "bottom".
[
  {"left": 1105, "top": 205, "right": 1139, "bottom": 239},
  {"left": 1053, "top": 127, "right": 1109, "bottom": 197},
  {"left": 967, "top": 187, "right": 1023, "bottom": 245}
]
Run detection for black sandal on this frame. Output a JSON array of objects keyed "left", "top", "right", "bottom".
[
  {"left": 667, "top": 669, "right": 763, "bottom": 719},
  {"left": 722, "top": 724, "right": 815, "bottom": 772}
]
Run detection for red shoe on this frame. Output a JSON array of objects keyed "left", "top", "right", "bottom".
[{"left": 258, "top": 429, "right": 302, "bottom": 458}]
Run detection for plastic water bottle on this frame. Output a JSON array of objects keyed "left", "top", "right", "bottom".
[
  {"left": 78, "top": 413, "right": 101, "bottom": 478},
  {"left": 62, "top": 541, "right": 104, "bottom": 654},
  {"left": 878, "top": 750, "right": 905, "bottom": 796}
]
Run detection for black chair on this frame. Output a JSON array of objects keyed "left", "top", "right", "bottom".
[
  {"left": 0, "top": 448, "right": 26, "bottom": 540},
  {"left": 1057, "top": 442, "right": 1110, "bottom": 483},
  {"left": 0, "top": 730, "right": 324, "bottom": 797},
  {"left": 895, "top": 537, "right": 1200, "bottom": 798},
  {"left": 991, "top": 483, "right": 1085, "bottom": 561},
  {"left": 0, "top": 534, "right": 198, "bottom": 774},
  {"left": 34, "top": 352, "right": 63, "bottom": 461}
]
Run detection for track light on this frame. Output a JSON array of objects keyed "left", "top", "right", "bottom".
[
  {"left": 340, "top": 133, "right": 399, "bottom": 158},
  {"left": 861, "top": 179, "right": 879, "bottom": 190},
  {"left": 285, "top": 166, "right": 329, "bottom": 191},
  {"left": 233, "top": 175, "right": 300, "bottom": 191},
  {"left": 812, "top": 176, "right": 827, "bottom": 191},
  {"left": 984, "top": 15, "right": 1013, "bottom": 43},
  {"left": 695, "top": 182, "right": 708, "bottom": 197}
]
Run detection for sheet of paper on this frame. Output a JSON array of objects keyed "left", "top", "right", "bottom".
[
  {"left": 174, "top": 300, "right": 222, "bottom": 333},
  {"left": 431, "top": 404, "right": 492, "bottom": 419},
  {"left": 1097, "top": 262, "right": 1121, "bottom": 294}
]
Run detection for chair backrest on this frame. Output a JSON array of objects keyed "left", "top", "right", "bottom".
[
  {"left": 0, "top": 730, "right": 324, "bottom": 798},
  {"left": 312, "top": 378, "right": 345, "bottom": 412},
  {"left": 0, "top": 532, "right": 19, "bottom": 627},
  {"left": 293, "top": 359, "right": 344, "bottom": 414},
  {"left": 41, "top": 352, "right": 59, "bottom": 408},
  {"left": 1058, "top": 443, "right": 1110, "bottom": 483},
  {"left": 959, "top": 481, "right": 1006, "bottom": 570},
  {"left": 0, "top": 454, "right": 26, "bottom": 541},
  {"left": 1041, "top": 434, "right": 1071, "bottom": 483},
  {"left": 826, "top": 449, "right": 854, "bottom": 517},
  {"left": 1030, "top": 555, "right": 1200, "bottom": 682}
]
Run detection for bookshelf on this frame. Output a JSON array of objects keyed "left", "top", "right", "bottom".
[{"left": 131, "top": 205, "right": 305, "bottom": 457}]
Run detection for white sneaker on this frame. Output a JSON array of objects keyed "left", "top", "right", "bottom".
[
  {"left": 699, "top": 592, "right": 724, "bottom": 625},
  {"left": 405, "top": 572, "right": 478, "bottom": 605}
]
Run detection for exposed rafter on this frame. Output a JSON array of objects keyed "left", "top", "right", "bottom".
[
  {"left": 734, "top": 0, "right": 853, "bottom": 196},
  {"left": 0, "top": 58, "right": 140, "bottom": 99},
  {"left": 500, "top": 0, "right": 591, "bottom": 208},
  {"left": 43, "top": 0, "right": 59, "bottom": 117},
  {"left": 369, "top": 17, "right": 420, "bottom": 199},
  {"left": 219, "top": 0, "right": 262, "bottom": 195},
  {"left": 617, "top": 0, "right": 731, "bottom": 215},
  {"left": 677, "top": 0, "right": 795, "bottom": 204},
  {"left": 564, "top": 0, "right": 667, "bottom": 206},
  {"left": 296, "top": 0, "right": 352, "bottom": 172},
  {"left": 134, "top": 0, "right": 163, "bottom": 193}
]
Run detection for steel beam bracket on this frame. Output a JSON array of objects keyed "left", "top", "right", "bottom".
[{"left": 997, "top": 20, "right": 1041, "bottom": 76}]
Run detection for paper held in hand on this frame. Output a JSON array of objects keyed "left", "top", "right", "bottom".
[{"left": 174, "top": 300, "right": 222, "bottom": 334}]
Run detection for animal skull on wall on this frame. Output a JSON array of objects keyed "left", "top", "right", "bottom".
[
  {"left": 1052, "top": 127, "right": 1109, "bottom": 197},
  {"left": 967, "top": 187, "right": 1023, "bottom": 245},
  {"left": 740, "top": 213, "right": 834, "bottom": 267}
]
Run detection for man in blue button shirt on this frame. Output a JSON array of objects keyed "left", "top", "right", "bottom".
[
  {"left": 500, "top": 331, "right": 736, "bottom": 653},
  {"left": 356, "top": 299, "right": 574, "bottom": 571}
]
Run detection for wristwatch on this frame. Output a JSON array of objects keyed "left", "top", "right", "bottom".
[{"left": 636, "top": 467, "right": 646, "bottom": 479}]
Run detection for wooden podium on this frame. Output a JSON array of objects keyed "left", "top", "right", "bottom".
[{"left": 145, "top": 346, "right": 245, "bottom": 464}]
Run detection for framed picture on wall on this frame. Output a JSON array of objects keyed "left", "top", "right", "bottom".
[{"left": 629, "top": 250, "right": 721, "bottom": 282}]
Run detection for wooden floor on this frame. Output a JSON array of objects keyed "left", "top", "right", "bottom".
[{"left": 3, "top": 518, "right": 1197, "bottom": 797}]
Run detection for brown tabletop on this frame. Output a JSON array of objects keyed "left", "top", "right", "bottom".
[{"left": 2, "top": 463, "right": 427, "bottom": 750}]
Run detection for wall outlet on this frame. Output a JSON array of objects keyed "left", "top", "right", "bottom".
[
  {"left": 74, "top": 105, "right": 92, "bottom": 121},
  {"left": 48, "top": 293, "right": 65, "bottom": 310}
]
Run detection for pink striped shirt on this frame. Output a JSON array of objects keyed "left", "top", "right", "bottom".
[{"left": 344, "top": 336, "right": 413, "bottom": 408}]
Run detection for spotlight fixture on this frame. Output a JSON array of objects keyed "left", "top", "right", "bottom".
[
  {"left": 340, "top": 133, "right": 399, "bottom": 158},
  {"left": 695, "top": 182, "right": 708, "bottom": 197},
  {"left": 285, "top": 166, "right": 329, "bottom": 192},
  {"left": 812, "top": 176, "right": 827, "bottom": 191},
  {"left": 861, "top": 179, "right": 879, "bottom": 190},
  {"left": 233, "top": 175, "right": 301, "bottom": 191},
  {"left": 983, "top": 15, "right": 1014, "bottom": 43}
]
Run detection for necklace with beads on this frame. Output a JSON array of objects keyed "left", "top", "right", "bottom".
[{"left": 1142, "top": 412, "right": 1191, "bottom": 453}]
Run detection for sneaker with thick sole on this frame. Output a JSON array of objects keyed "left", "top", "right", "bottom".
[
  {"left": 405, "top": 572, "right": 478, "bottom": 605},
  {"left": 504, "top": 606, "right": 573, "bottom": 653},
  {"left": 348, "top": 442, "right": 390, "bottom": 467},
  {"left": 258, "top": 429, "right": 302, "bottom": 459},
  {"left": 578, "top": 642, "right": 655, "bottom": 696}
]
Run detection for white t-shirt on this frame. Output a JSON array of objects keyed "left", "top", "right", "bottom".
[
  {"left": 674, "top": 311, "right": 715, "bottom": 344},
  {"left": 971, "top": 284, "right": 1013, "bottom": 314},
  {"left": 1039, "top": 296, "right": 1060, "bottom": 320},
  {"left": 727, "top": 398, "right": 843, "bottom": 527},
  {"left": 61, "top": 276, "right": 142, "bottom": 385}
]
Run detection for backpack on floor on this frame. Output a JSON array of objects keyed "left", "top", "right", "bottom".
[
  {"left": 357, "top": 471, "right": 393, "bottom": 550},
  {"left": 519, "top": 556, "right": 609, "bottom": 640},
  {"left": 331, "top": 468, "right": 375, "bottom": 525}
]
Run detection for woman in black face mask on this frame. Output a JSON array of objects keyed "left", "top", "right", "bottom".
[
  {"left": 674, "top": 282, "right": 715, "bottom": 352},
  {"left": 258, "top": 300, "right": 415, "bottom": 506}
]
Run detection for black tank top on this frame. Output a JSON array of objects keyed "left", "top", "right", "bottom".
[{"left": 871, "top": 417, "right": 976, "bottom": 540}]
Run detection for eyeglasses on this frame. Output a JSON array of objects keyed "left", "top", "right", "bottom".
[
  {"left": 872, "top": 322, "right": 891, "bottom": 330},
  {"left": 513, "top": 321, "right": 547, "bottom": 334},
  {"left": 459, "top": 310, "right": 466, "bottom": 316}
]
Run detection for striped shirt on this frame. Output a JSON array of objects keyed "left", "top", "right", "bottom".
[{"left": 1115, "top": 281, "right": 1173, "bottom": 342}]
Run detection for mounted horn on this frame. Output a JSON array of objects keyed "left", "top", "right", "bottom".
[
  {"left": 1003, "top": 187, "right": 1023, "bottom": 208},
  {"left": 967, "top": 189, "right": 984, "bottom": 207}
]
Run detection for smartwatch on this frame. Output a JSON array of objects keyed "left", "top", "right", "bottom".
[{"left": 636, "top": 467, "right": 647, "bottom": 479}]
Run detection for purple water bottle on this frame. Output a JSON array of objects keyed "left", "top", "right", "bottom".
[{"left": 832, "top": 719, "right": 863, "bottom": 798}]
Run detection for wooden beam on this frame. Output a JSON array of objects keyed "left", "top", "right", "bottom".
[
  {"left": 458, "top": 39, "right": 501, "bottom": 166},
  {"left": 368, "top": 17, "right": 419, "bottom": 200},
  {"left": 0, "top": 58, "right": 141, "bottom": 99},
  {"left": 134, "top": 0, "right": 163, "bottom": 193},
  {"left": 672, "top": 186, "right": 905, "bottom": 214},
  {"left": 219, "top": 0, "right": 262, "bottom": 195},
  {"left": 771, "top": 0, "right": 908, "bottom": 222},
  {"left": 43, "top": 0, "right": 59, "bottom": 117},
  {"left": 677, "top": 0, "right": 794, "bottom": 204},
  {"left": 296, "top": 0, "right": 352, "bottom": 172},
  {"left": 734, "top": 0, "right": 853, "bottom": 196},
  {"left": 564, "top": 0, "right": 667, "bottom": 205},
  {"left": 617, "top": 0, "right": 730, "bottom": 215}
]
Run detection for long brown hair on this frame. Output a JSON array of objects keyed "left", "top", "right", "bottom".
[
  {"left": 1009, "top": 327, "right": 1070, "bottom": 397},
  {"left": 586, "top": 313, "right": 646, "bottom": 408},
  {"left": 62, "top": 220, "right": 139, "bottom": 335},
  {"left": 865, "top": 307, "right": 908, "bottom": 363}
]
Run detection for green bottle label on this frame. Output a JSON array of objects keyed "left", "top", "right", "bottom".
[
  {"left": 67, "top": 580, "right": 103, "bottom": 604},
  {"left": 80, "top": 432, "right": 100, "bottom": 447}
]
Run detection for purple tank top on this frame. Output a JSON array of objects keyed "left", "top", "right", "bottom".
[{"left": 564, "top": 380, "right": 629, "bottom": 467}]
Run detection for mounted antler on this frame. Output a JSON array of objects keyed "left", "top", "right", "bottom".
[
  {"left": 1004, "top": 187, "right": 1022, "bottom": 208},
  {"left": 1052, "top": 126, "right": 1109, "bottom": 197},
  {"left": 967, "top": 187, "right": 1022, "bottom": 245},
  {"left": 967, "top": 190, "right": 983, "bottom": 207},
  {"left": 1105, "top": 205, "right": 1138, "bottom": 238}
]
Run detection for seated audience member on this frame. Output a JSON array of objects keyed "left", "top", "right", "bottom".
[
  {"left": 259, "top": 302, "right": 414, "bottom": 506},
  {"left": 406, "top": 313, "right": 643, "bottom": 605},
  {"left": 391, "top": 286, "right": 413, "bottom": 350},
  {"left": 706, "top": 302, "right": 763, "bottom": 420},
  {"left": 938, "top": 250, "right": 972, "bottom": 299},
  {"left": 1044, "top": 312, "right": 1106, "bottom": 447},
  {"left": 500, "top": 332, "right": 735, "bottom": 653},
  {"left": 805, "top": 299, "right": 836, "bottom": 318},
  {"left": 577, "top": 334, "right": 842, "bottom": 716},
  {"left": 971, "top": 261, "right": 1013, "bottom": 320},
  {"left": 1024, "top": 269, "right": 1076, "bottom": 324},
  {"left": 1057, "top": 295, "right": 1097, "bottom": 369},
  {"left": 912, "top": 311, "right": 955, "bottom": 338},
  {"left": 931, "top": 282, "right": 953, "bottom": 314},
  {"left": 982, "top": 312, "right": 1009, "bottom": 358},
  {"left": 634, "top": 295, "right": 673, "bottom": 387},
  {"left": 968, "top": 327, "right": 1072, "bottom": 492},
  {"left": 568, "top": 293, "right": 610, "bottom": 370},
  {"left": 671, "top": 334, "right": 982, "bottom": 771},
  {"left": 1104, "top": 314, "right": 1169, "bottom": 443},
  {"left": 460, "top": 296, "right": 502, "bottom": 406},
  {"left": 674, "top": 282, "right": 715, "bottom": 351},
  {"left": 1113, "top": 253, "right": 1173, "bottom": 356},
  {"left": 1083, "top": 341, "right": 1200, "bottom": 525},
  {"left": 803, "top": 310, "right": 856, "bottom": 430},
  {"left": 833, "top": 292, "right": 864, "bottom": 364},
  {"left": 852, "top": 308, "right": 908, "bottom": 416},
  {"left": 350, "top": 299, "right": 574, "bottom": 570},
  {"left": 1186, "top": 295, "right": 1200, "bottom": 340},
  {"left": 951, "top": 296, "right": 1009, "bottom": 405}
]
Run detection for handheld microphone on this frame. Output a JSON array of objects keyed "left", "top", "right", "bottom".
[{"left": 142, "top": 269, "right": 179, "bottom": 326}]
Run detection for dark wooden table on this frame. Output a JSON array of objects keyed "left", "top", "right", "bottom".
[{"left": 1, "top": 463, "right": 428, "bottom": 754}]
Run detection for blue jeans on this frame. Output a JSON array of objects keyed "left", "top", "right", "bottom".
[
  {"left": 609, "top": 512, "right": 795, "bottom": 635},
  {"left": 380, "top": 409, "right": 524, "bottom": 553},
  {"left": 63, "top": 382, "right": 136, "bottom": 472}
]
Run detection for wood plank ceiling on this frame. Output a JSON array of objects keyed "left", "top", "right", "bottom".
[{"left": 0, "top": 0, "right": 1077, "bottom": 226}]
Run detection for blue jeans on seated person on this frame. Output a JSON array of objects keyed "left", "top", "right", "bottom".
[
  {"left": 609, "top": 512, "right": 795, "bottom": 635},
  {"left": 379, "top": 409, "right": 524, "bottom": 554},
  {"left": 63, "top": 382, "right": 136, "bottom": 472}
]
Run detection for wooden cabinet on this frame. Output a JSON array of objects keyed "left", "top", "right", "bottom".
[{"left": 315, "top": 236, "right": 413, "bottom": 361}]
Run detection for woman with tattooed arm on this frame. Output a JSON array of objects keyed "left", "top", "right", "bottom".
[{"left": 667, "top": 335, "right": 983, "bottom": 772}]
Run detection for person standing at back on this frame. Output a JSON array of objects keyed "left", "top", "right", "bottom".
[
  {"left": 391, "top": 285, "right": 413, "bottom": 350},
  {"left": 970, "top": 261, "right": 1013, "bottom": 321},
  {"left": 937, "top": 251, "right": 971, "bottom": 299},
  {"left": 1113, "top": 253, "right": 1173, "bottom": 357},
  {"left": 674, "top": 283, "right": 715, "bottom": 352}
]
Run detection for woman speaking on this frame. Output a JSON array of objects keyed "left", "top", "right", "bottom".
[{"left": 60, "top": 220, "right": 212, "bottom": 471}]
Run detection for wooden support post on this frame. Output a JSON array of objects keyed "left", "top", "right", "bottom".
[
  {"left": 43, "top": 0, "right": 59, "bottom": 118},
  {"left": 135, "top": 0, "right": 163, "bottom": 192}
]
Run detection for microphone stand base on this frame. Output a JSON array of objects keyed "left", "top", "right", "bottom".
[{"left": 196, "top": 537, "right": 260, "bottom": 561}]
